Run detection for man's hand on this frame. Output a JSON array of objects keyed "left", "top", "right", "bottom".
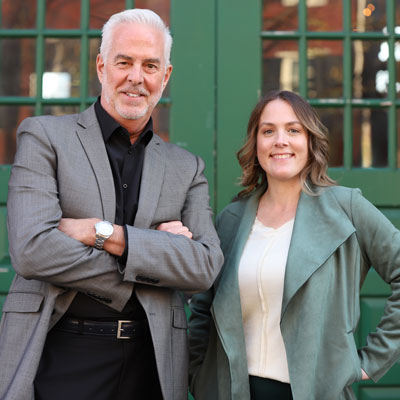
[
  {"left": 58, "top": 218, "right": 125, "bottom": 256},
  {"left": 156, "top": 221, "right": 193, "bottom": 239},
  {"left": 58, "top": 218, "right": 99, "bottom": 246}
]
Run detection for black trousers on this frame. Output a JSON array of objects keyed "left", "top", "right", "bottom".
[
  {"left": 249, "top": 375, "right": 293, "bottom": 400},
  {"left": 34, "top": 325, "right": 163, "bottom": 400}
]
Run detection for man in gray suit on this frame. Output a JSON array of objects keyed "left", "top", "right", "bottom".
[{"left": 0, "top": 9, "right": 223, "bottom": 400}]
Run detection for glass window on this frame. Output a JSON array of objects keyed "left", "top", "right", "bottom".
[
  {"left": 318, "top": 107, "right": 344, "bottom": 167},
  {"left": 46, "top": 0, "right": 80, "bottom": 29},
  {"left": 307, "top": 0, "right": 342, "bottom": 31},
  {"left": 352, "top": 0, "right": 386, "bottom": 32},
  {"left": 42, "top": 105, "right": 80, "bottom": 116},
  {"left": 1, "top": 0, "right": 36, "bottom": 28},
  {"left": 353, "top": 108, "right": 388, "bottom": 167},
  {"left": 44, "top": 38, "right": 81, "bottom": 98},
  {"left": 352, "top": 40, "right": 387, "bottom": 98},
  {"left": 90, "top": 0, "right": 126, "bottom": 29},
  {"left": 89, "top": 38, "right": 102, "bottom": 98},
  {"left": 152, "top": 104, "right": 170, "bottom": 142},
  {"left": 262, "top": 0, "right": 298, "bottom": 31},
  {"left": 308, "top": 40, "right": 343, "bottom": 98},
  {"left": 135, "top": 0, "right": 171, "bottom": 25},
  {"left": 0, "top": 106, "right": 34, "bottom": 164},
  {"left": 263, "top": 40, "right": 299, "bottom": 93},
  {"left": 0, "top": 38, "right": 36, "bottom": 97}
]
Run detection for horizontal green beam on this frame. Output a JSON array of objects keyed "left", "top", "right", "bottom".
[
  {"left": 309, "top": 99, "right": 398, "bottom": 107},
  {"left": 0, "top": 97, "right": 172, "bottom": 105},
  {"left": 0, "top": 29, "right": 102, "bottom": 38},
  {"left": 261, "top": 31, "right": 394, "bottom": 40}
]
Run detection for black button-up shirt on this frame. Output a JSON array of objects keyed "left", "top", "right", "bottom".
[{"left": 65, "top": 98, "right": 152, "bottom": 320}]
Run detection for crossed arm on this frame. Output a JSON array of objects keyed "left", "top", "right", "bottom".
[{"left": 57, "top": 218, "right": 193, "bottom": 257}]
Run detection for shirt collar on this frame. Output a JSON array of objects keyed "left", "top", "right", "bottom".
[{"left": 94, "top": 97, "right": 153, "bottom": 146}]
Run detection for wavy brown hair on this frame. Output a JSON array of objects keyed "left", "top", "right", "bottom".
[{"left": 237, "top": 90, "right": 336, "bottom": 198}]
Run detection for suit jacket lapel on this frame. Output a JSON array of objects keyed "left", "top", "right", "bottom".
[
  {"left": 134, "top": 134, "right": 165, "bottom": 229},
  {"left": 75, "top": 105, "right": 116, "bottom": 222},
  {"left": 281, "top": 189, "right": 356, "bottom": 319}
]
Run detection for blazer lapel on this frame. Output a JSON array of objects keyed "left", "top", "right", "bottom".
[
  {"left": 281, "top": 189, "right": 356, "bottom": 319},
  {"left": 134, "top": 134, "right": 165, "bottom": 229},
  {"left": 75, "top": 105, "right": 116, "bottom": 222}
]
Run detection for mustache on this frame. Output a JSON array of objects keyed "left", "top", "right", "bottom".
[{"left": 119, "top": 86, "right": 150, "bottom": 96}]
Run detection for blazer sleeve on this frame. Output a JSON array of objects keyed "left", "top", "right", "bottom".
[
  {"left": 351, "top": 189, "right": 400, "bottom": 381},
  {"left": 7, "top": 117, "right": 132, "bottom": 311},
  {"left": 122, "top": 155, "right": 224, "bottom": 293}
]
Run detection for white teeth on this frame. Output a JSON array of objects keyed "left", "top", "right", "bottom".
[
  {"left": 272, "top": 154, "right": 292, "bottom": 159},
  {"left": 126, "top": 93, "right": 140, "bottom": 98}
]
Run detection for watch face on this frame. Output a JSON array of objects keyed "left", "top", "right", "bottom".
[{"left": 97, "top": 221, "right": 113, "bottom": 236}]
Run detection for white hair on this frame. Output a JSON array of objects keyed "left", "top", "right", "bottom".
[{"left": 100, "top": 9, "right": 172, "bottom": 66}]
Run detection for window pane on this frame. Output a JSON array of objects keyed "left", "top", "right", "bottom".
[
  {"left": 397, "top": 41, "right": 400, "bottom": 98},
  {"left": 89, "top": 38, "right": 101, "bottom": 98},
  {"left": 353, "top": 108, "right": 388, "bottom": 167},
  {"left": 0, "top": 38, "right": 36, "bottom": 97},
  {"left": 1, "top": 0, "right": 36, "bottom": 28},
  {"left": 352, "top": 40, "right": 387, "bottom": 98},
  {"left": 46, "top": 0, "right": 80, "bottom": 29},
  {"left": 262, "top": 40, "right": 299, "bottom": 93},
  {"left": 152, "top": 104, "right": 169, "bottom": 141},
  {"left": 42, "top": 105, "right": 80, "bottom": 116},
  {"left": 44, "top": 38, "right": 81, "bottom": 98},
  {"left": 317, "top": 107, "right": 343, "bottom": 167},
  {"left": 352, "top": 0, "right": 386, "bottom": 32},
  {"left": 0, "top": 106, "right": 34, "bottom": 164},
  {"left": 90, "top": 0, "right": 125, "bottom": 29},
  {"left": 307, "top": 0, "right": 342, "bottom": 31},
  {"left": 308, "top": 40, "right": 343, "bottom": 98},
  {"left": 135, "top": 0, "right": 171, "bottom": 26},
  {"left": 262, "top": 0, "right": 298, "bottom": 31}
]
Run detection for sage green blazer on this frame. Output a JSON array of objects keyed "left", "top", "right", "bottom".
[{"left": 188, "top": 186, "right": 400, "bottom": 400}]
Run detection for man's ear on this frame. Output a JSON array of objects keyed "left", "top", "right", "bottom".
[
  {"left": 162, "top": 64, "right": 173, "bottom": 90},
  {"left": 96, "top": 54, "right": 105, "bottom": 84}
]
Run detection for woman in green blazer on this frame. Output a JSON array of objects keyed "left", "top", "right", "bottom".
[{"left": 188, "top": 91, "right": 400, "bottom": 400}]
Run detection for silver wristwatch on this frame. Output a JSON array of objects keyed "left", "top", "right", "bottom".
[{"left": 94, "top": 220, "right": 114, "bottom": 250}]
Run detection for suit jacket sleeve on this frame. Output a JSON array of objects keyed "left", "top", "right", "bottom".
[
  {"left": 351, "top": 189, "right": 400, "bottom": 381},
  {"left": 122, "top": 154, "right": 224, "bottom": 293},
  {"left": 7, "top": 117, "right": 132, "bottom": 311}
]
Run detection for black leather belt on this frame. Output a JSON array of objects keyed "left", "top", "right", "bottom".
[{"left": 54, "top": 317, "right": 149, "bottom": 339}]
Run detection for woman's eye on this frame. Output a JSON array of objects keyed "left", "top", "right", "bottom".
[{"left": 289, "top": 128, "right": 300, "bottom": 134}]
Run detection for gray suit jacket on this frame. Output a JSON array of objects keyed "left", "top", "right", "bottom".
[{"left": 0, "top": 105, "right": 223, "bottom": 400}]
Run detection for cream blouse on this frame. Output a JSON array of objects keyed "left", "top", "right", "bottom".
[{"left": 238, "top": 216, "right": 294, "bottom": 383}]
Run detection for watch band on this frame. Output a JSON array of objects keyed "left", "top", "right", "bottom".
[{"left": 94, "top": 236, "right": 107, "bottom": 250}]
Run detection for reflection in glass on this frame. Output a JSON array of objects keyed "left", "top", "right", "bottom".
[
  {"left": 43, "top": 105, "right": 80, "bottom": 117},
  {"left": 46, "top": 0, "right": 80, "bottom": 29},
  {"left": 89, "top": 38, "right": 102, "bottom": 97},
  {"left": 1, "top": 0, "right": 36, "bottom": 28},
  {"left": 0, "top": 38, "right": 36, "bottom": 97},
  {"left": 262, "top": 0, "right": 298, "bottom": 31},
  {"left": 135, "top": 0, "right": 171, "bottom": 25},
  {"left": 263, "top": 40, "right": 299, "bottom": 94},
  {"left": 317, "top": 107, "right": 343, "bottom": 167},
  {"left": 90, "top": 0, "right": 125, "bottom": 29},
  {"left": 308, "top": 40, "right": 343, "bottom": 98},
  {"left": 352, "top": 40, "right": 387, "bottom": 98},
  {"left": 307, "top": 0, "right": 342, "bottom": 31},
  {"left": 45, "top": 38, "right": 81, "bottom": 98},
  {"left": 353, "top": 108, "right": 388, "bottom": 167},
  {"left": 152, "top": 104, "right": 170, "bottom": 142},
  {"left": 0, "top": 106, "right": 34, "bottom": 164},
  {"left": 352, "top": 0, "right": 386, "bottom": 32}
]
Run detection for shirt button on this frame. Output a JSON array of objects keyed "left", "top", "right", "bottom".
[
  {"left": 123, "top": 184, "right": 128, "bottom": 189},
  {"left": 128, "top": 149, "right": 133, "bottom": 154}
]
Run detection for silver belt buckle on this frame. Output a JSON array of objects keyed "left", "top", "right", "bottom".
[{"left": 117, "top": 320, "right": 132, "bottom": 339}]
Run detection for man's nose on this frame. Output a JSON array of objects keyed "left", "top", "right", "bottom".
[{"left": 127, "top": 65, "right": 144, "bottom": 84}]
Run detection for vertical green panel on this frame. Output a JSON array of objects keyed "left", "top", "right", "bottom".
[
  {"left": 35, "top": 0, "right": 45, "bottom": 115},
  {"left": 170, "top": 0, "right": 216, "bottom": 209},
  {"left": 298, "top": 0, "right": 307, "bottom": 97},
  {"left": 216, "top": 0, "right": 261, "bottom": 212}
]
